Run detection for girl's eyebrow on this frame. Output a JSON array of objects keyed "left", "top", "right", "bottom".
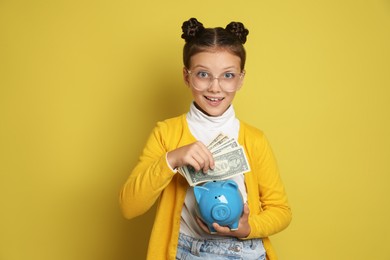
[{"left": 191, "top": 65, "right": 209, "bottom": 70}]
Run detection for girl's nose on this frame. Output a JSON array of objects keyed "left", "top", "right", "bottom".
[{"left": 207, "top": 78, "right": 222, "bottom": 92}]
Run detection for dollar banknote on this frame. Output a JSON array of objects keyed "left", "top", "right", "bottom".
[{"left": 178, "top": 133, "right": 251, "bottom": 186}]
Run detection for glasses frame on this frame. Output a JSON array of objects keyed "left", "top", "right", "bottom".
[{"left": 186, "top": 69, "right": 245, "bottom": 93}]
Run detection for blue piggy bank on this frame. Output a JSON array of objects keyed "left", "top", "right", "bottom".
[{"left": 194, "top": 180, "right": 244, "bottom": 234}]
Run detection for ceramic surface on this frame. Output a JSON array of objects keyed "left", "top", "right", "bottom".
[{"left": 194, "top": 180, "right": 244, "bottom": 233}]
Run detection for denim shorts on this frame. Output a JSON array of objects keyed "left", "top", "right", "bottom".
[{"left": 176, "top": 233, "right": 266, "bottom": 260}]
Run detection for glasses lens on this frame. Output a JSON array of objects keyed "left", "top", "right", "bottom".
[{"left": 188, "top": 70, "right": 243, "bottom": 92}]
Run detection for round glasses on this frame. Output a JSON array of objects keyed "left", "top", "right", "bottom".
[{"left": 186, "top": 69, "right": 245, "bottom": 93}]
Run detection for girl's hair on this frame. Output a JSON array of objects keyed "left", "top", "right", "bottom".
[{"left": 181, "top": 18, "right": 249, "bottom": 70}]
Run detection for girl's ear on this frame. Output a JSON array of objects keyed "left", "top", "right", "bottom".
[
  {"left": 183, "top": 67, "right": 190, "bottom": 87},
  {"left": 237, "top": 70, "right": 246, "bottom": 90}
]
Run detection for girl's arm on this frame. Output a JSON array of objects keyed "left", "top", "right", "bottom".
[
  {"left": 119, "top": 124, "right": 175, "bottom": 219},
  {"left": 246, "top": 133, "right": 292, "bottom": 238}
]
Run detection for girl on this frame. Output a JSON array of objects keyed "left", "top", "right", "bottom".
[{"left": 120, "top": 18, "right": 292, "bottom": 260}]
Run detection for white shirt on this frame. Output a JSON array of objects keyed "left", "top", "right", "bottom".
[{"left": 179, "top": 102, "right": 247, "bottom": 238}]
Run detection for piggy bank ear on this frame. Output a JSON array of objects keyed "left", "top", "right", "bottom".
[
  {"left": 193, "top": 186, "right": 208, "bottom": 203},
  {"left": 223, "top": 180, "right": 238, "bottom": 190}
]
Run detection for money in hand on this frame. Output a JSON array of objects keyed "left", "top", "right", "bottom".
[{"left": 178, "top": 133, "right": 251, "bottom": 186}]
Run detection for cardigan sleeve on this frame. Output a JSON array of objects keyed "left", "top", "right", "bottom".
[
  {"left": 119, "top": 121, "right": 177, "bottom": 219},
  {"left": 243, "top": 128, "right": 292, "bottom": 239}
]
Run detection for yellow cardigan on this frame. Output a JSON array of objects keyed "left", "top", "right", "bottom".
[{"left": 120, "top": 114, "right": 292, "bottom": 260}]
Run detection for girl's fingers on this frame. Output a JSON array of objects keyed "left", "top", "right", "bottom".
[
  {"left": 197, "top": 143, "right": 215, "bottom": 172},
  {"left": 189, "top": 143, "right": 214, "bottom": 173},
  {"left": 167, "top": 141, "right": 214, "bottom": 172}
]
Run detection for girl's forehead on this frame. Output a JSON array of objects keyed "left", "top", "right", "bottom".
[
  {"left": 194, "top": 48, "right": 237, "bottom": 56},
  {"left": 190, "top": 50, "right": 241, "bottom": 68}
]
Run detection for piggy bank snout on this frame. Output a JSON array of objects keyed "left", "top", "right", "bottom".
[{"left": 211, "top": 204, "right": 231, "bottom": 221}]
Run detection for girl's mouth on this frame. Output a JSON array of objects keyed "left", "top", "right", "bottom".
[{"left": 205, "top": 96, "right": 224, "bottom": 102}]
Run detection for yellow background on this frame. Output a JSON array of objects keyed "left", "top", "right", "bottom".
[{"left": 1, "top": 0, "right": 389, "bottom": 259}]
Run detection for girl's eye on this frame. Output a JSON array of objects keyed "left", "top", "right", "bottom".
[
  {"left": 223, "top": 72, "right": 235, "bottom": 79},
  {"left": 196, "top": 71, "right": 209, "bottom": 78}
]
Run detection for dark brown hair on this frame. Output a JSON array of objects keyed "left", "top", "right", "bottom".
[{"left": 181, "top": 18, "right": 249, "bottom": 70}]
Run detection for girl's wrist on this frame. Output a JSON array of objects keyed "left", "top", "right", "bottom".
[{"left": 165, "top": 152, "right": 178, "bottom": 173}]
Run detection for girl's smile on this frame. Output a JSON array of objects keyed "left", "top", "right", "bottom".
[{"left": 204, "top": 95, "right": 224, "bottom": 104}]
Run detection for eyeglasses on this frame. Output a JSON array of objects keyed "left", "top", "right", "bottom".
[{"left": 186, "top": 69, "right": 245, "bottom": 92}]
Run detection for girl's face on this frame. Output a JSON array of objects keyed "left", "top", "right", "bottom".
[{"left": 183, "top": 50, "right": 244, "bottom": 117}]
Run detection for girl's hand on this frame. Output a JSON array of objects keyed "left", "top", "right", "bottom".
[
  {"left": 167, "top": 141, "right": 214, "bottom": 173},
  {"left": 196, "top": 203, "right": 251, "bottom": 239}
]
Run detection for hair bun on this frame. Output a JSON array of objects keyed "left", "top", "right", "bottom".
[
  {"left": 225, "top": 22, "right": 249, "bottom": 44},
  {"left": 181, "top": 18, "right": 205, "bottom": 42}
]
